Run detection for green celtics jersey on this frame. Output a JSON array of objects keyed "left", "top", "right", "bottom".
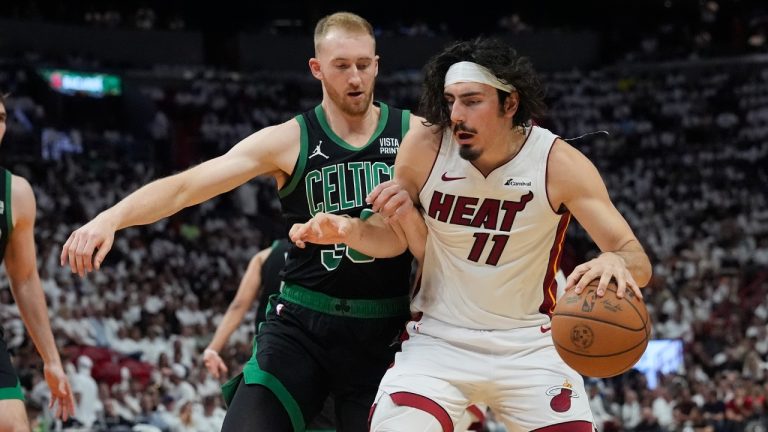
[{"left": 278, "top": 102, "right": 412, "bottom": 299}]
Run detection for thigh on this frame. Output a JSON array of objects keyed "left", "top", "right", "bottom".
[
  {"left": 370, "top": 392, "right": 445, "bottom": 432},
  {"left": 221, "top": 383, "right": 292, "bottom": 432},
  {"left": 491, "top": 342, "right": 595, "bottom": 431},
  {"left": 242, "top": 310, "right": 329, "bottom": 429}
]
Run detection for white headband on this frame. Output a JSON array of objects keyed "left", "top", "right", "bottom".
[{"left": 444, "top": 61, "right": 516, "bottom": 93}]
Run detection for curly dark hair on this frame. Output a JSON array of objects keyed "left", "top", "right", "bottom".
[{"left": 419, "top": 37, "right": 546, "bottom": 130}]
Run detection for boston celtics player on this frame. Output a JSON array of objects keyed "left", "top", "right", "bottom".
[
  {"left": 61, "top": 12, "right": 424, "bottom": 432},
  {"left": 0, "top": 94, "right": 75, "bottom": 430}
]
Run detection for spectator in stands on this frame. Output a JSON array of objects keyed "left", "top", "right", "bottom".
[{"left": 70, "top": 355, "right": 101, "bottom": 428}]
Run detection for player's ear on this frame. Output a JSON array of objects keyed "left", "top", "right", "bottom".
[
  {"left": 503, "top": 91, "right": 519, "bottom": 119},
  {"left": 374, "top": 55, "right": 380, "bottom": 78},
  {"left": 309, "top": 58, "right": 322, "bottom": 80}
]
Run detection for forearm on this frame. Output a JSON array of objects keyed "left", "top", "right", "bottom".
[
  {"left": 345, "top": 217, "right": 408, "bottom": 258},
  {"left": 11, "top": 277, "right": 62, "bottom": 365},
  {"left": 207, "top": 302, "right": 249, "bottom": 353},
  {"left": 392, "top": 207, "right": 427, "bottom": 264},
  {"left": 605, "top": 239, "right": 652, "bottom": 287},
  {"left": 105, "top": 176, "right": 189, "bottom": 230}
]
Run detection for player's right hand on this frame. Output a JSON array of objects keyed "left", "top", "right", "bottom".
[
  {"left": 203, "top": 348, "right": 228, "bottom": 379},
  {"left": 44, "top": 362, "right": 76, "bottom": 421},
  {"left": 60, "top": 213, "right": 117, "bottom": 276}
]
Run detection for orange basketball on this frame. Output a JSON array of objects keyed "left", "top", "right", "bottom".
[{"left": 551, "top": 280, "right": 651, "bottom": 378}]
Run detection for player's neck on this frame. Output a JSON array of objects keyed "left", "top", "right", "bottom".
[
  {"left": 321, "top": 100, "right": 379, "bottom": 146},
  {"left": 472, "top": 125, "right": 529, "bottom": 176}
]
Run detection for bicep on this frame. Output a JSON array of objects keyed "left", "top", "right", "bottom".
[
  {"left": 395, "top": 120, "right": 440, "bottom": 204},
  {"left": 179, "top": 122, "right": 299, "bottom": 204},
  {"left": 549, "top": 141, "right": 638, "bottom": 252},
  {"left": 4, "top": 178, "right": 38, "bottom": 283}
]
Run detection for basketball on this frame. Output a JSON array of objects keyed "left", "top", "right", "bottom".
[{"left": 551, "top": 280, "right": 651, "bottom": 378}]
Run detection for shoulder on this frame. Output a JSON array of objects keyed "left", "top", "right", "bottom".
[
  {"left": 9, "top": 174, "right": 36, "bottom": 227},
  {"left": 548, "top": 138, "right": 596, "bottom": 176},
  {"left": 547, "top": 138, "right": 604, "bottom": 207},
  {"left": 404, "top": 115, "right": 442, "bottom": 148},
  {"left": 250, "top": 118, "right": 301, "bottom": 145}
]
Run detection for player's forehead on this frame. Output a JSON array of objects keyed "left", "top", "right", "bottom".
[
  {"left": 317, "top": 29, "right": 375, "bottom": 61},
  {"left": 444, "top": 81, "right": 495, "bottom": 98}
]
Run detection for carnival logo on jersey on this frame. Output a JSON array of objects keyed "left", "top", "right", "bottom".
[
  {"left": 379, "top": 137, "right": 399, "bottom": 155},
  {"left": 546, "top": 379, "right": 579, "bottom": 413},
  {"left": 503, "top": 177, "right": 532, "bottom": 188}
]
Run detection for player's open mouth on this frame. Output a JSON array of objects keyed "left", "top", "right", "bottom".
[
  {"left": 348, "top": 91, "right": 364, "bottom": 98},
  {"left": 456, "top": 132, "right": 474, "bottom": 143}
]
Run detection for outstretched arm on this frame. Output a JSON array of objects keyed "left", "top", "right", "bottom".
[
  {"left": 203, "top": 247, "right": 272, "bottom": 379},
  {"left": 61, "top": 121, "right": 299, "bottom": 276},
  {"left": 290, "top": 210, "right": 411, "bottom": 258},
  {"left": 292, "top": 117, "right": 439, "bottom": 259},
  {"left": 6, "top": 176, "right": 75, "bottom": 421},
  {"left": 548, "top": 139, "right": 652, "bottom": 298}
]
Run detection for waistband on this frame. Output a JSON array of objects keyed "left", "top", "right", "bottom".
[{"left": 280, "top": 283, "right": 410, "bottom": 318}]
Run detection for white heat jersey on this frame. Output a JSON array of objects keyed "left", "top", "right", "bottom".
[{"left": 415, "top": 125, "right": 571, "bottom": 330}]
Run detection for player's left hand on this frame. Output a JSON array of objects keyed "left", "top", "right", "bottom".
[
  {"left": 366, "top": 180, "right": 414, "bottom": 221},
  {"left": 290, "top": 212, "right": 353, "bottom": 248},
  {"left": 44, "top": 362, "right": 76, "bottom": 421},
  {"left": 565, "top": 252, "right": 642, "bottom": 299}
]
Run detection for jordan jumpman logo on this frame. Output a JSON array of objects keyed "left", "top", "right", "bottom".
[{"left": 310, "top": 140, "right": 329, "bottom": 159}]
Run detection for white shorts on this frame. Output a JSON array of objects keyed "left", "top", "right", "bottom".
[{"left": 374, "top": 316, "right": 595, "bottom": 432}]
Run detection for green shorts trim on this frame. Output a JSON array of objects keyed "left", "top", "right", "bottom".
[
  {"left": 235, "top": 342, "right": 305, "bottom": 432},
  {"left": 0, "top": 379, "right": 24, "bottom": 400},
  {"left": 280, "top": 283, "right": 409, "bottom": 318}
]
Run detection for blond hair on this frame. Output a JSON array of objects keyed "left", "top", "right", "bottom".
[{"left": 314, "top": 12, "right": 375, "bottom": 53}]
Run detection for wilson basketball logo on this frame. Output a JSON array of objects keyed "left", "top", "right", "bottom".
[{"left": 570, "top": 325, "right": 594, "bottom": 350}]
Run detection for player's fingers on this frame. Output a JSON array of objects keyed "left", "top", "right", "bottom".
[
  {"left": 67, "top": 235, "right": 84, "bottom": 274},
  {"left": 613, "top": 272, "right": 627, "bottom": 298},
  {"left": 60, "top": 233, "right": 75, "bottom": 266},
  {"left": 626, "top": 273, "right": 642, "bottom": 299},
  {"left": 574, "top": 269, "right": 600, "bottom": 293},
  {"left": 94, "top": 235, "right": 113, "bottom": 271},
  {"left": 206, "top": 363, "right": 219, "bottom": 379},
  {"left": 567, "top": 264, "right": 589, "bottom": 292},
  {"left": 288, "top": 223, "right": 305, "bottom": 242},
  {"left": 366, "top": 180, "right": 388, "bottom": 204},
  {"left": 371, "top": 185, "right": 399, "bottom": 214},
  {"left": 381, "top": 192, "right": 411, "bottom": 220},
  {"left": 596, "top": 272, "right": 613, "bottom": 297},
  {"left": 81, "top": 237, "right": 99, "bottom": 274}
]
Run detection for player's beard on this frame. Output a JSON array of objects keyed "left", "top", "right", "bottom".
[
  {"left": 459, "top": 145, "right": 481, "bottom": 161},
  {"left": 327, "top": 82, "right": 375, "bottom": 117}
]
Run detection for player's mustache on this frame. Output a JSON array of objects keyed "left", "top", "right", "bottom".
[{"left": 453, "top": 123, "right": 477, "bottom": 135}]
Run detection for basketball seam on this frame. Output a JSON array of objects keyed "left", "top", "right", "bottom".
[
  {"left": 605, "top": 286, "right": 649, "bottom": 327},
  {"left": 553, "top": 335, "right": 648, "bottom": 358},
  {"left": 552, "top": 313, "right": 646, "bottom": 331}
]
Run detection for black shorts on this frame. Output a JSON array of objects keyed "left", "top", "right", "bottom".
[
  {"left": 0, "top": 327, "right": 24, "bottom": 400},
  {"left": 236, "top": 294, "right": 408, "bottom": 430}
]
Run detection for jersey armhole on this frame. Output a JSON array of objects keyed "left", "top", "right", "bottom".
[
  {"left": 401, "top": 109, "right": 411, "bottom": 137},
  {"left": 278, "top": 116, "right": 309, "bottom": 198}
]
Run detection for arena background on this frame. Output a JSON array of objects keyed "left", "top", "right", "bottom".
[{"left": 1, "top": 0, "right": 767, "bottom": 430}]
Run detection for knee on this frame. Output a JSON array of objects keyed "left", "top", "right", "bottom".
[{"left": 369, "top": 393, "right": 445, "bottom": 432}]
